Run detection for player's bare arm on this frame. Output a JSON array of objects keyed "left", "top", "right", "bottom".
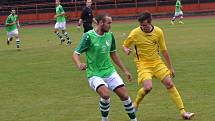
[
  {"left": 73, "top": 52, "right": 86, "bottom": 71},
  {"left": 162, "top": 50, "right": 175, "bottom": 77},
  {"left": 122, "top": 45, "right": 132, "bottom": 55},
  {"left": 110, "top": 51, "right": 132, "bottom": 81}
]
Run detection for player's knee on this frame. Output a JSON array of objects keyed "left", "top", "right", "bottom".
[
  {"left": 144, "top": 86, "right": 152, "bottom": 93},
  {"left": 101, "top": 94, "right": 110, "bottom": 100},
  {"left": 100, "top": 90, "right": 110, "bottom": 100},
  {"left": 119, "top": 93, "right": 129, "bottom": 101},
  {"left": 164, "top": 80, "right": 174, "bottom": 89},
  {"left": 53, "top": 29, "right": 57, "bottom": 33}
]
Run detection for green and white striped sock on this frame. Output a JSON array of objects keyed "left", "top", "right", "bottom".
[
  {"left": 16, "top": 38, "right": 20, "bottom": 48},
  {"left": 122, "top": 97, "right": 137, "bottom": 120},
  {"left": 100, "top": 98, "right": 110, "bottom": 118}
]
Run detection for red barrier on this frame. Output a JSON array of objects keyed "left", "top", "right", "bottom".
[{"left": 1, "top": 2, "right": 215, "bottom": 24}]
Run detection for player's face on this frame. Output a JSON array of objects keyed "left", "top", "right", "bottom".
[
  {"left": 140, "top": 20, "right": 152, "bottom": 33},
  {"left": 101, "top": 16, "right": 112, "bottom": 32},
  {"left": 56, "top": 1, "right": 60, "bottom": 6},
  {"left": 86, "top": 1, "right": 92, "bottom": 7},
  {"left": 11, "top": 10, "right": 16, "bottom": 15}
]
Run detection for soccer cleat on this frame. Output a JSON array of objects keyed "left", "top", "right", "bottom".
[
  {"left": 171, "top": 20, "right": 174, "bottom": 25},
  {"left": 182, "top": 112, "right": 195, "bottom": 120},
  {"left": 179, "top": 21, "right": 184, "bottom": 24},
  {"left": 131, "top": 118, "right": 137, "bottom": 121},
  {"left": 133, "top": 103, "right": 138, "bottom": 112},
  {"left": 7, "top": 40, "right": 10, "bottom": 45},
  {"left": 66, "top": 41, "right": 72, "bottom": 45},
  {"left": 102, "top": 117, "right": 108, "bottom": 121},
  {"left": 60, "top": 39, "right": 65, "bottom": 45}
]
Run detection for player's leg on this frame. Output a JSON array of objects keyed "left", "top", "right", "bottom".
[
  {"left": 162, "top": 76, "right": 195, "bottom": 119},
  {"left": 13, "top": 29, "right": 20, "bottom": 48},
  {"left": 61, "top": 22, "right": 72, "bottom": 44},
  {"left": 106, "top": 72, "right": 137, "bottom": 121},
  {"left": 62, "top": 30, "right": 72, "bottom": 45},
  {"left": 97, "top": 86, "right": 110, "bottom": 121},
  {"left": 155, "top": 63, "right": 194, "bottom": 119},
  {"left": 54, "top": 22, "right": 65, "bottom": 44},
  {"left": 7, "top": 31, "right": 13, "bottom": 45},
  {"left": 133, "top": 79, "right": 152, "bottom": 111},
  {"left": 89, "top": 76, "right": 110, "bottom": 121},
  {"left": 114, "top": 87, "right": 137, "bottom": 121},
  {"left": 83, "top": 23, "right": 93, "bottom": 33},
  {"left": 171, "top": 12, "right": 177, "bottom": 24},
  {"left": 178, "top": 11, "right": 184, "bottom": 24},
  {"left": 133, "top": 66, "right": 153, "bottom": 110},
  {"left": 15, "top": 36, "right": 20, "bottom": 49},
  {"left": 7, "top": 37, "right": 13, "bottom": 45}
]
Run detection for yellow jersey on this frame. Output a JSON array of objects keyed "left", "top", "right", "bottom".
[{"left": 123, "top": 26, "right": 167, "bottom": 64}]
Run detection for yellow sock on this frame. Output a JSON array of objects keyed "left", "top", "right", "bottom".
[
  {"left": 134, "top": 88, "right": 146, "bottom": 109},
  {"left": 168, "top": 86, "right": 186, "bottom": 115}
]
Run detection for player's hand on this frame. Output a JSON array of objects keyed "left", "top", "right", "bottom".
[
  {"left": 78, "top": 63, "right": 86, "bottom": 71},
  {"left": 17, "top": 24, "right": 20, "bottom": 28},
  {"left": 10, "top": 22, "right": 16, "bottom": 26},
  {"left": 125, "top": 70, "right": 132, "bottom": 81},
  {"left": 76, "top": 25, "right": 81, "bottom": 30},
  {"left": 123, "top": 46, "right": 132, "bottom": 55},
  {"left": 170, "top": 68, "right": 175, "bottom": 78},
  {"left": 54, "top": 15, "right": 58, "bottom": 19}
]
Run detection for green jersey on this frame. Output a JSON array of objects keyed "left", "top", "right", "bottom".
[
  {"left": 56, "top": 5, "right": 66, "bottom": 22},
  {"left": 5, "top": 14, "right": 18, "bottom": 32},
  {"left": 175, "top": 0, "right": 182, "bottom": 12},
  {"left": 75, "top": 29, "right": 117, "bottom": 78}
]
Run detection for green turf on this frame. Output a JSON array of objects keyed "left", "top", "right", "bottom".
[{"left": 0, "top": 17, "right": 215, "bottom": 121}]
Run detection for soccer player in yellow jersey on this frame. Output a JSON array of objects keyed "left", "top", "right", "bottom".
[{"left": 123, "top": 12, "right": 195, "bottom": 120}]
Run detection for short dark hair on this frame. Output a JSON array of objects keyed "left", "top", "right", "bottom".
[
  {"left": 138, "top": 12, "right": 152, "bottom": 23},
  {"left": 11, "top": 8, "right": 16, "bottom": 11},
  {"left": 95, "top": 13, "right": 109, "bottom": 23}
]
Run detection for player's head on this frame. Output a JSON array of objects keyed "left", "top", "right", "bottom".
[
  {"left": 11, "top": 8, "right": 16, "bottom": 15},
  {"left": 138, "top": 12, "right": 153, "bottom": 33},
  {"left": 95, "top": 13, "right": 112, "bottom": 32},
  {"left": 86, "top": 0, "right": 92, "bottom": 7},
  {"left": 56, "top": 0, "right": 60, "bottom": 6}
]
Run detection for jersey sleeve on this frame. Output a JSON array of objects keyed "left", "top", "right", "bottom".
[
  {"left": 5, "top": 16, "right": 11, "bottom": 25},
  {"left": 176, "top": 1, "right": 180, "bottom": 7},
  {"left": 123, "top": 31, "right": 135, "bottom": 48},
  {"left": 158, "top": 29, "right": 167, "bottom": 51},
  {"left": 80, "top": 8, "right": 86, "bottom": 19},
  {"left": 75, "top": 33, "right": 91, "bottom": 54},
  {"left": 59, "top": 6, "right": 65, "bottom": 14},
  {"left": 110, "top": 33, "right": 116, "bottom": 52},
  {"left": 15, "top": 15, "right": 19, "bottom": 21}
]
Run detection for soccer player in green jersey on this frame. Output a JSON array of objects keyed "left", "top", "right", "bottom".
[
  {"left": 54, "top": 0, "right": 71, "bottom": 45},
  {"left": 171, "top": 0, "right": 184, "bottom": 24},
  {"left": 5, "top": 9, "right": 21, "bottom": 49},
  {"left": 73, "top": 13, "right": 137, "bottom": 121}
]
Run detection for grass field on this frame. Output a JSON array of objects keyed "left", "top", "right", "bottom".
[{"left": 0, "top": 16, "right": 215, "bottom": 121}]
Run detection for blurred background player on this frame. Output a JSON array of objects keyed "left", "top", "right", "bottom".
[
  {"left": 73, "top": 13, "right": 137, "bottom": 121},
  {"left": 53, "top": 0, "right": 71, "bottom": 45},
  {"left": 5, "top": 8, "right": 21, "bottom": 49},
  {"left": 123, "top": 12, "right": 195, "bottom": 120},
  {"left": 171, "top": 0, "right": 184, "bottom": 24},
  {"left": 77, "top": 0, "right": 97, "bottom": 33}
]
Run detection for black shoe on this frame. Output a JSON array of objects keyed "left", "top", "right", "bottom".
[
  {"left": 7, "top": 40, "right": 10, "bottom": 45},
  {"left": 60, "top": 39, "right": 65, "bottom": 45},
  {"left": 66, "top": 41, "right": 72, "bottom": 45}
]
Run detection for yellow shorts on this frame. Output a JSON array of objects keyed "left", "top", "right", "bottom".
[{"left": 137, "top": 60, "right": 170, "bottom": 85}]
